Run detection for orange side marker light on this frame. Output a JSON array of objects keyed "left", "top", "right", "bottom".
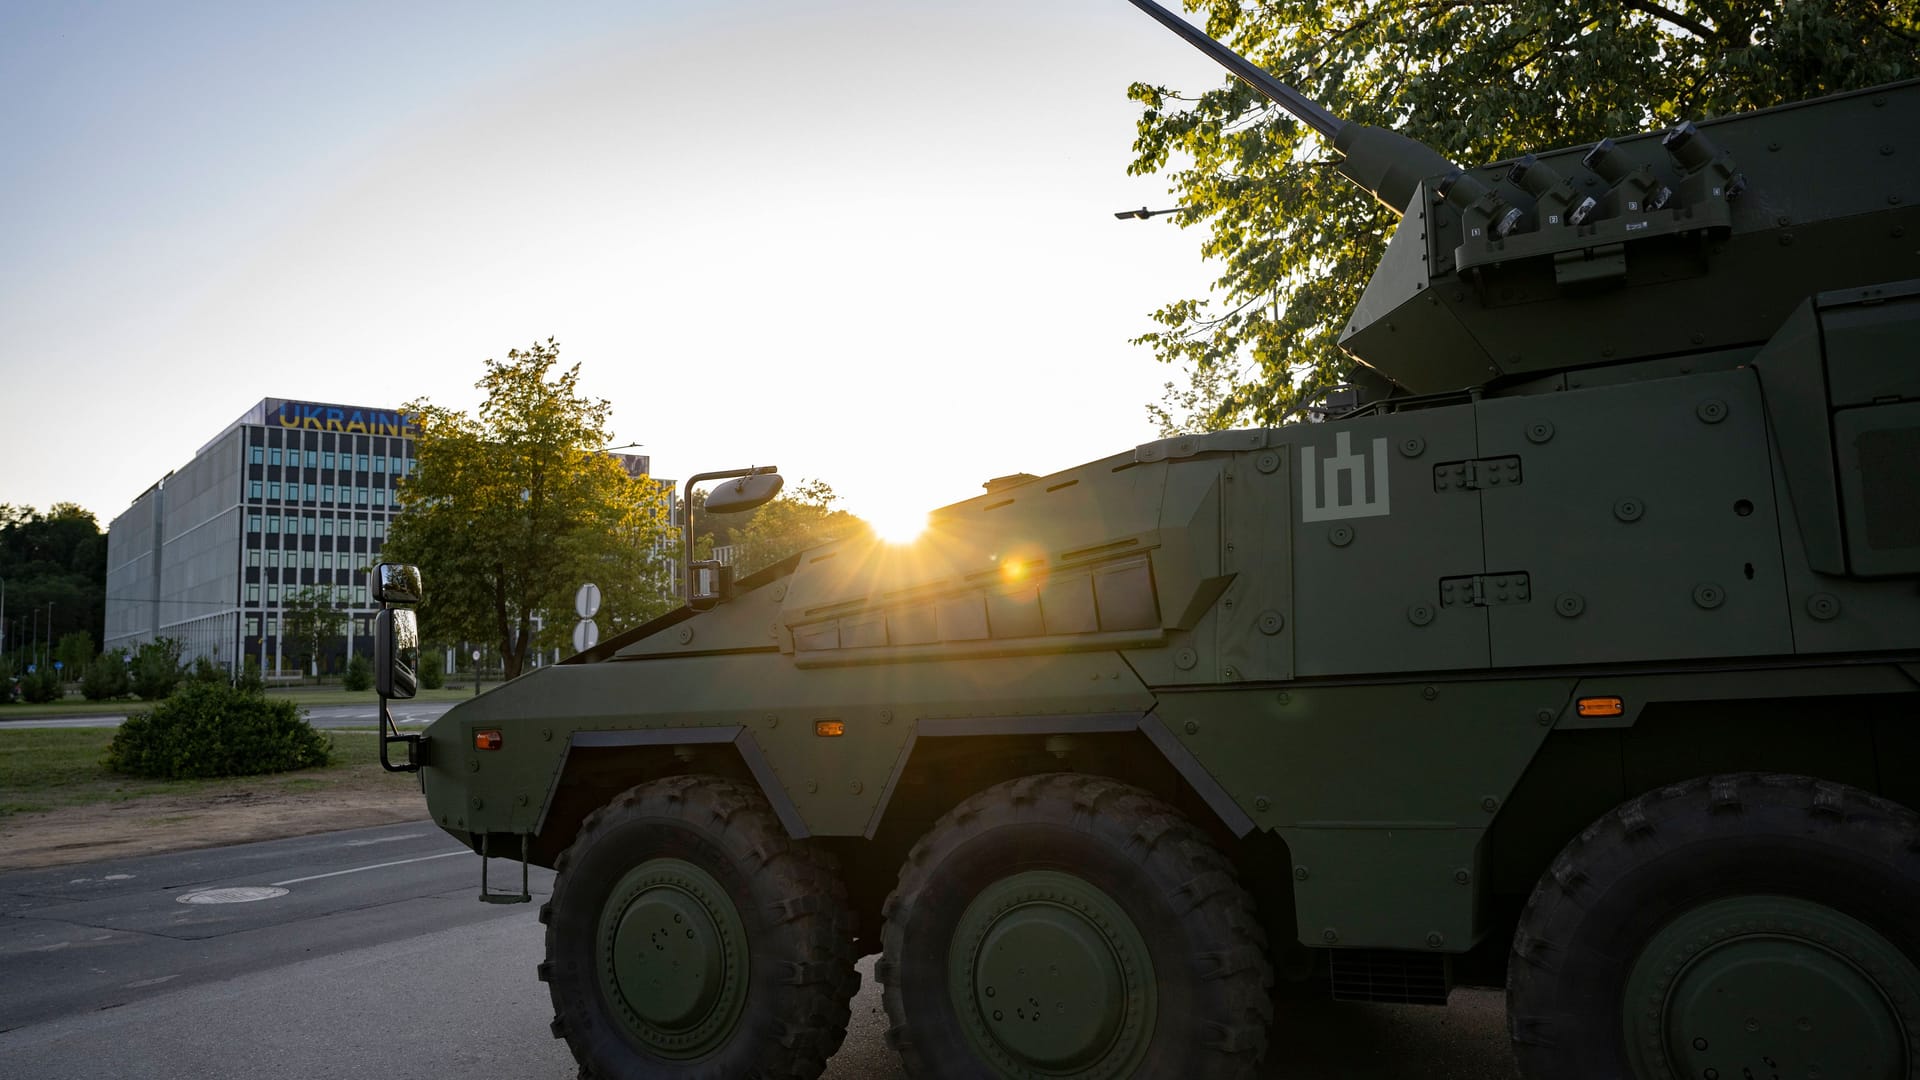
[
  {"left": 474, "top": 729, "right": 504, "bottom": 751},
  {"left": 814, "top": 720, "right": 846, "bottom": 737},
  {"left": 1575, "top": 697, "right": 1624, "bottom": 719}
]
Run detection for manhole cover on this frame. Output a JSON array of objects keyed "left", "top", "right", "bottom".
[{"left": 174, "top": 886, "right": 289, "bottom": 904}]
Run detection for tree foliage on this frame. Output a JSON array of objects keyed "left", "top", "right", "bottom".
[
  {"left": 281, "top": 585, "right": 343, "bottom": 683},
  {"left": 721, "top": 480, "right": 869, "bottom": 579},
  {"left": 0, "top": 503, "right": 107, "bottom": 664},
  {"left": 131, "top": 637, "right": 184, "bottom": 701},
  {"left": 107, "top": 681, "right": 330, "bottom": 780},
  {"left": 385, "top": 339, "right": 676, "bottom": 679},
  {"left": 1129, "top": 0, "right": 1920, "bottom": 431}
]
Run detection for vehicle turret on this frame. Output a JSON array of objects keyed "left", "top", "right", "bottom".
[{"left": 1127, "top": 0, "right": 1920, "bottom": 396}]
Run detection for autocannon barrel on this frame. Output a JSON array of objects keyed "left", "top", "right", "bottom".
[{"left": 1125, "top": 0, "right": 1474, "bottom": 214}]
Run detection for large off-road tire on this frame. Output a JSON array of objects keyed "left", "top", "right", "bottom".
[
  {"left": 879, "top": 773, "right": 1273, "bottom": 1080},
  {"left": 540, "top": 775, "right": 858, "bottom": 1080},
  {"left": 1508, "top": 773, "right": 1920, "bottom": 1079}
]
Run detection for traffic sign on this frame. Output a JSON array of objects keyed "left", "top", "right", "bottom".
[
  {"left": 572, "top": 620, "right": 599, "bottom": 653},
  {"left": 574, "top": 583, "right": 601, "bottom": 620}
]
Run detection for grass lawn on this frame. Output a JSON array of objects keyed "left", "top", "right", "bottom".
[{"left": 0, "top": 726, "right": 389, "bottom": 817}]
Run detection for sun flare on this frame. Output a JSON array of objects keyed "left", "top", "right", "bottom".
[{"left": 866, "top": 506, "right": 928, "bottom": 545}]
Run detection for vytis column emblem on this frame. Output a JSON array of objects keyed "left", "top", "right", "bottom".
[{"left": 1300, "top": 432, "right": 1392, "bottom": 521}]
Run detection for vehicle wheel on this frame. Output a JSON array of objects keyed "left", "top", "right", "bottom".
[
  {"left": 540, "top": 775, "right": 858, "bottom": 1080},
  {"left": 879, "top": 773, "right": 1272, "bottom": 1079},
  {"left": 1508, "top": 773, "right": 1920, "bottom": 1079}
]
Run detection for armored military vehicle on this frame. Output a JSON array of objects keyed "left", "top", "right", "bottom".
[{"left": 370, "top": 1, "right": 1919, "bottom": 1076}]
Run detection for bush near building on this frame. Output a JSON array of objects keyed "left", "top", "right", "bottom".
[
  {"left": 131, "top": 638, "right": 184, "bottom": 701},
  {"left": 81, "top": 651, "right": 131, "bottom": 701},
  {"left": 20, "top": 667, "right": 62, "bottom": 704},
  {"left": 106, "top": 681, "right": 331, "bottom": 780},
  {"left": 342, "top": 653, "right": 373, "bottom": 691}
]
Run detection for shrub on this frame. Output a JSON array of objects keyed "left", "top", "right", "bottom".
[
  {"left": 20, "top": 666, "right": 63, "bottom": 703},
  {"left": 237, "top": 657, "right": 266, "bottom": 694},
  {"left": 106, "top": 681, "right": 331, "bottom": 779},
  {"left": 0, "top": 657, "right": 16, "bottom": 704},
  {"left": 82, "top": 651, "right": 131, "bottom": 700},
  {"left": 419, "top": 661, "right": 444, "bottom": 690},
  {"left": 190, "top": 655, "right": 225, "bottom": 685},
  {"left": 342, "top": 653, "right": 373, "bottom": 691},
  {"left": 132, "top": 638, "right": 184, "bottom": 701}
]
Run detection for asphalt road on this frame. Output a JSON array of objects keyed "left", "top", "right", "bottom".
[
  {"left": 0, "top": 821, "right": 1516, "bottom": 1079},
  {"left": 0, "top": 700, "right": 456, "bottom": 730}
]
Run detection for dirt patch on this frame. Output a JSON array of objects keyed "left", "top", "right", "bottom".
[{"left": 0, "top": 769, "right": 429, "bottom": 871}]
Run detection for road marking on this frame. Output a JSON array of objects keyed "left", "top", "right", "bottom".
[
  {"left": 343, "top": 832, "right": 426, "bottom": 847},
  {"left": 271, "top": 850, "right": 465, "bottom": 886}
]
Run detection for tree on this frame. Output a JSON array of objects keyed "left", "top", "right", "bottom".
[
  {"left": 726, "top": 480, "right": 868, "bottom": 579},
  {"left": 55, "top": 631, "right": 93, "bottom": 680},
  {"left": 1128, "top": 0, "right": 1920, "bottom": 431},
  {"left": 82, "top": 649, "right": 131, "bottom": 701},
  {"left": 0, "top": 503, "right": 107, "bottom": 665},
  {"left": 131, "top": 637, "right": 184, "bottom": 701},
  {"left": 385, "top": 339, "right": 677, "bottom": 679},
  {"left": 282, "top": 585, "right": 344, "bottom": 684}
]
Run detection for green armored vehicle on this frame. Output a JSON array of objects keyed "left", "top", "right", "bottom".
[{"left": 370, "top": 2, "right": 1920, "bottom": 1076}]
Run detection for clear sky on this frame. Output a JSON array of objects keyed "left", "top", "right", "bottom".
[{"left": 0, "top": 0, "right": 1234, "bottom": 535}]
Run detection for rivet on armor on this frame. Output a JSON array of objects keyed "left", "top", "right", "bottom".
[
  {"left": 1399, "top": 436, "right": 1426, "bottom": 458},
  {"left": 1806, "top": 593, "right": 1841, "bottom": 621},
  {"left": 1174, "top": 648, "right": 1198, "bottom": 671},
  {"left": 1407, "top": 604, "right": 1435, "bottom": 627},
  {"left": 1481, "top": 796, "right": 1500, "bottom": 813},
  {"left": 1255, "top": 451, "right": 1281, "bottom": 474},
  {"left": 1258, "top": 610, "right": 1286, "bottom": 635},
  {"left": 1692, "top": 583, "right": 1725, "bottom": 610},
  {"left": 1329, "top": 524, "right": 1355, "bottom": 547},
  {"left": 1293, "top": 866, "right": 1310, "bottom": 881},
  {"left": 1536, "top": 709, "right": 1555, "bottom": 726},
  {"left": 1696, "top": 398, "right": 1728, "bottom": 423},
  {"left": 1422, "top": 685, "right": 1440, "bottom": 701},
  {"left": 1184, "top": 720, "right": 1199, "bottom": 735},
  {"left": 1556, "top": 593, "right": 1587, "bottom": 618},
  {"left": 848, "top": 779, "right": 863, "bottom": 795},
  {"left": 678, "top": 626, "right": 694, "bottom": 644},
  {"left": 880, "top": 708, "right": 893, "bottom": 725},
  {"left": 1254, "top": 796, "right": 1272, "bottom": 812},
  {"left": 1526, "top": 421, "right": 1555, "bottom": 444},
  {"left": 805, "top": 779, "right": 819, "bottom": 794},
  {"left": 1426, "top": 932, "right": 1445, "bottom": 949}
]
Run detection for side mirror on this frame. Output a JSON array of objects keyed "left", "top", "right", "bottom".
[
  {"left": 375, "top": 608, "right": 419, "bottom": 700},
  {"left": 373, "top": 563, "right": 423, "bottom": 606},
  {"left": 703, "top": 472, "right": 783, "bottom": 515}
]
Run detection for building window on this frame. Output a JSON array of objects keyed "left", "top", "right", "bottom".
[
  {"left": 372, "top": 521, "right": 385, "bottom": 539},
  {"left": 267, "top": 618, "right": 279, "bottom": 636},
  {"left": 373, "top": 455, "right": 386, "bottom": 473},
  {"left": 323, "top": 452, "right": 335, "bottom": 470},
  {"left": 356, "top": 521, "right": 369, "bottom": 537},
  {"left": 335, "top": 584, "right": 350, "bottom": 603},
  {"left": 305, "top": 484, "right": 316, "bottom": 501},
  {"left": 355, "top": 585, "right": 369, "bottom": 606},
  {"left": 268, "top": 550, "right": 280, "bottom": 567},
  {"left": 246, "top": 617, "right": 260, "bottom": 636},
  {"left": 306, "top": 450, "right": 318, "bottom": 468},
  {"left": 270, "top": 449, "right": 282, "bottom": 466},
  {"left": 248, "top": 515, "right": 261, "bottom": 533},
  {"left": 267, "top": 516, "right": 279, "bottom": 533},
  {"left": 250, "top": 446, "right": 264, "bottom": 465},
  {"left": 248, "top": 480, "right": 261, "bottom": 499},
  {"left": 356, "top": 454, "right": 368, "bottom": 471},
  {"left": 300, "top": 516, "right": 313, "bottom": 535},
  {"left": 303, "top": 551, "right": 314, "bottom": 569},
  {"left": 321, "top": 553, "right": 333, "bottom": 570},
  {"left": 267, "top": 585, "right": 279, "bottom": 603},
  {"left": 247, "top": 584, "right": 260, "bottom": 602},
  {"left": 248, "top": 550, "right": 260, "bottom": 567},
  {"left": 373, "top": 489, "right": 385, "bottom": 507},
  {"left": 322, "top": 486, "right": 333, "bottom": 503}
]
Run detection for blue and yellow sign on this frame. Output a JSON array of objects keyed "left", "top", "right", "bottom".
[{"left": 269, "top": 399, "right": 418, "bottom": 438}]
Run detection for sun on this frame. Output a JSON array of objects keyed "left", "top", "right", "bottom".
[{"left": 866, "top": 505, "right": 928, "bottom": 546}]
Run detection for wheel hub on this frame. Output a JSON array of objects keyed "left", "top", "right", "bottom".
[
  {"left": 597, "top": 858, "right": 749, "bottom": 1058},
  {"left": 949, "top": 870, "right": 1155, "bottom": 1078},
  {"left": 1624, "top": 895, "right": 1919, "bottom": 1079}
]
